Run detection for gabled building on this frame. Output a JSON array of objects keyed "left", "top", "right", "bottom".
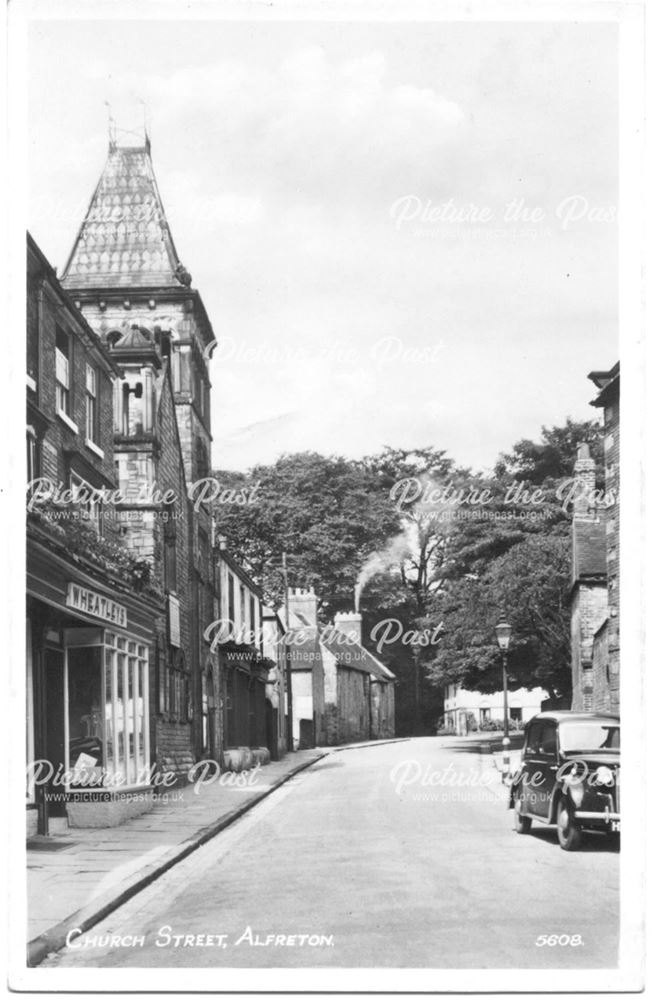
[
  {"left": 60, "top": 134, "right": 219, "bottom": 779},
  {"left": 282, "top": 589, "right": 396, "bottom": 748}
]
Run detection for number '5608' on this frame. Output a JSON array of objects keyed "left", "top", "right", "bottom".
[{"left": 535, "top": 935, "right": 583, "bottom": 947}]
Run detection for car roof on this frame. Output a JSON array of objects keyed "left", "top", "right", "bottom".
[{"left": 527, "top": 711, "right": 620, "bottom": 723}]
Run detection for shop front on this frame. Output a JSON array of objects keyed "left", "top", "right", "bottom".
[
  {"left": 218, "top": 644, "right": 271, "bottom": 771},
  {"left": 27, "top": 533, "right": 161, "bottom": 834}
]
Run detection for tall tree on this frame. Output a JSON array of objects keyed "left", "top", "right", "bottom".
[
  {"left": 209, "top": 452, "right": 401, "bottom": 616},
  {"left": 423, "top": 531, "right": 572, "bottom": 700},
  {"left": 495, "top": 417, "right": 603, "bottom": 485}
]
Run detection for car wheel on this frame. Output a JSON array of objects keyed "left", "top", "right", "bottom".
[
  {"left": 557, "top": 797, "right": 583, "bottom": 851},
  {"left": 513, "top": 790, "right": 532, "bottom": 834}
]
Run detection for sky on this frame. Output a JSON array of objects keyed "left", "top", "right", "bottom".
[{"left": 28, "top": 17, "right": 618, "bottom": 474}]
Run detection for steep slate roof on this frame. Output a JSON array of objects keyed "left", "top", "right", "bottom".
[
  {"left": 320, "top": 629, "right": 396, "bottom": 682},
  {"left": 63, "top": 141, "right": 187, "bottom": 290}
]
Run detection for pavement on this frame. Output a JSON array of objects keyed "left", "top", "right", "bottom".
[
  {"left": 26, "top": 737, "right": 409, "bottom": 967},
  {"left": 31, "top": 736, "right": 619, "bottom": 971},
  {"left": 26, "top": 748, "right": 327, "bottom": 966}
]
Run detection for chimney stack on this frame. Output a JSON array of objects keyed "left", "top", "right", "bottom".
[
  {"left": 333, "top": 611, "right": 362, "bottom": 645},
  {"left": 287, "top": 587, "right": 318, "bottom": 627},
  {"left": 572, "top": 443, "right": 596, "bottom": 519}
]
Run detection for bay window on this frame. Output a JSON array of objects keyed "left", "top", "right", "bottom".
[{"left": 62, "top": 629, "right": 150, "bottom": 789}]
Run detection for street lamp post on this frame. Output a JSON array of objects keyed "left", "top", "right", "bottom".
[
  {"left": 281, "top": 551, "right": 294, "bottom": 754},
  {"left": 495, "top": 619, "right": 512, "bottom": 782}
]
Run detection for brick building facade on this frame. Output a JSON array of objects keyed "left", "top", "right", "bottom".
[
  {"left": 589, "top": 363, "right": 620, "bottom": 711},
  {"left": 27, "top": 234, "right": 163, "bottom": 833},
  {"left": 60, "top": 135, "right": 220, "bottom": 781},
  {"left": 569, "top": 362, "right": 620, "bottom": 714}
]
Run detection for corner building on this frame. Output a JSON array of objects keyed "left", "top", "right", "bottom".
[
  {"left": 61, "top": 135, "right": 220, "bottom": 781},
  {"left": 27, "top": 234, "right": 163, "bottom": 833}
]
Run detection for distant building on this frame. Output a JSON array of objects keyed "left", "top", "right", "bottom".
[
  {"left": 262, "top": 606, "right": 288, "bottom": 760},
  {"left": 282, "top": 589, "right": 396, "bottom": 748},
  {"left": 589, "top": 363, "right": 620, "bottom": 711},
  {"left": 569, "top": 444, "right": 609, "bottom": 711},
  {"left": 568, "top": 362, "right": 620, "bottom": 714},
  {"left": 212, "top": 541, "right": 272, "bottom": 769},
  {"left": 442, "top": 684, "right": 547, "bottom": 735}
]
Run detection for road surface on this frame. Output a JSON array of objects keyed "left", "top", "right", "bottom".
[{"left": 41, "top": 737, "right": 619, "bottom": 969}]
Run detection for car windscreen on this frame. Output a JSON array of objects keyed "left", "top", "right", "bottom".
[{"left": 558, "top": 721, "right": 620, "bottom": 753}]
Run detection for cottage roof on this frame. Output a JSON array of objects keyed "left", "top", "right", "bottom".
[
  {"left": 62, "top": 140, "right": 190, "bottom": 290},
  {"left": 320, "top": 629, "right": 396, "bottom": 682},
  {"left": 279, "top": 606, "right": 395, "bottom": 681}
]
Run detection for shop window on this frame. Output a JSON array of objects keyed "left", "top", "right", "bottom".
[
  {"left": 86, "top": 364, "right": 98, "bottom": 443},
  {"left": 49, "top": 631, "right": 151, "bottom": 792},
  {"left": 68, "top": 646, "right": 103, "bottom": 779},
  {"left": 104, "top": 633, "right": 149, "bottom": 785},
  {"left": 55, "top": 326, "right": 71, "bottom": 415}
]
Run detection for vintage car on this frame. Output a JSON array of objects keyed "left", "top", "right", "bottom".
[{"left": 509, "top": 711, "right": 620, "bottom": 850}]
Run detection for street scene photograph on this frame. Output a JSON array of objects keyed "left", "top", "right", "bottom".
[{"left": 8, "top": 0, "right": 646, "bottom": 993}]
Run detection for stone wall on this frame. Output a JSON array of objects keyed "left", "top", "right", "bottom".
[
  {"left": 604, "top": 398, "right": 620, "bottom": 710},
  {"left": 590, "top": 621, "right": 612, "bottom": 713},
  {"left": 570, "top": 582, "right": 609, "bottom": 711}
]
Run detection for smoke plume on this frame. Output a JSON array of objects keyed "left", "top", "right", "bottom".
[{"left": 354, "top": 535, "right": 410, "bottom": 611}]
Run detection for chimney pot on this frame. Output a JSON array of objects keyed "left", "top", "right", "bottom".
[{"left": 334, "top": 610, "right": 362, "bottom": 645}]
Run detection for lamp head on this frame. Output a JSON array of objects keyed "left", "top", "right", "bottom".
[{"left": 495, "top": 620, "right": 512, "bottom": 651}]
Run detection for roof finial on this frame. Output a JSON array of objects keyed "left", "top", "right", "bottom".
[
  {"left": 105, "top": 101, "right": 116, "bottom": 150},
  {"left": 140, "top": 99, "right": 151, "bottom": 151}
]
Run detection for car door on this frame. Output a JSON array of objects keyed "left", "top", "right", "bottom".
[
  {"left": 520, "top": 720, "right": 543, "bottom": 815},
  {"left": 531, "top": 720, "right": 559, "bottom": 818}
]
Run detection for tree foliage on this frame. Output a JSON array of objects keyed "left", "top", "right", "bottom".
[
  {"left": 210, "top": 418, "right": 602, "bottom": 712},
  {"left": 423, "top": 531, "right": 572, "bottom": 699}
]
